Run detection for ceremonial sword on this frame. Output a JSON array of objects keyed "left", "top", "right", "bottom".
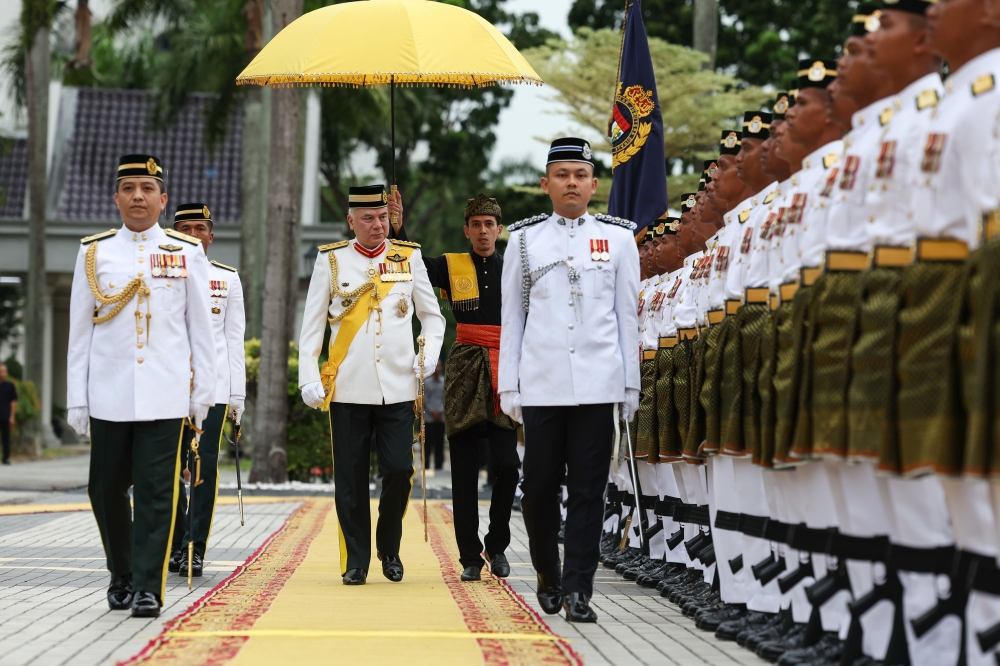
[
  {"left": 222, "top": 415, "right": 245, "bottom": 526},
  {"left": 621, "top": 408, "right": 646, "bottom": 552},
  {"left": 185, "top": 418, "right": 205, "bottom": 589}
]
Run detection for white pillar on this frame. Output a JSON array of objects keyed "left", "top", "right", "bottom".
[{"left": 300, "top": 88, "right": 322, "bottom": 226}]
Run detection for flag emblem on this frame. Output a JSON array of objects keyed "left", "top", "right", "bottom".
[{"left": 611, "top": 83, "right": 656, "bottom": 169}]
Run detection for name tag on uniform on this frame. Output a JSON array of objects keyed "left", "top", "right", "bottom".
[
  {"left": 590, "top": 239, "right": 610, "bottom": 262},
  {"left": 210, "top": 280, "right": 228, "bottom": 297},
  {"left": 150, "top": 254, "right": 187, "bottom": 278},
  {"left": 379, "top": 260, "right": 413, "bottom": 282}
]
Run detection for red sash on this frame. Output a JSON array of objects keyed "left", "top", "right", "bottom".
[{"left": 456, "top": 323, "right": 502, "bottom": 413}]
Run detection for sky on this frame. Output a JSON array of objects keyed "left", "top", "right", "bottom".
[{"left": 490, "top": 0, "right": 585, "bottom": 173}]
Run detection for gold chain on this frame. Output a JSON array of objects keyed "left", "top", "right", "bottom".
[
  {"left": 326, "top": 249, "right": 375, "bottom": 324},
  {"left": 85, "top": 242, "right": 151, "bottom": 344}
]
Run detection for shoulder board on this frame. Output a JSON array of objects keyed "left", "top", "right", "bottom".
[
  {"left": 210, "top": 260, "right": 237, "bottom": 273},
  {"left": 973, "top": 74, "right": 995, "bottom": 97},
  {"left": 165, "top": 228, "right": 201, "bottom": 245},
  {"left": 594, "top": 213, "right": 638, "bottom": 232},
  {"left": 80, "top": 228, "right": 117, "bottom": 245},
  {"left": 763, "top": 190, "right": 777, "bottom": 205},
  {"left": 390, "top": 240, "right": 421, "bottom": 248},
  {"left": 318, "top": 240, "right": 350, "bottom": 252},
  {"left": 916, "top": 89, "right": 939, "bottom": 111},
  {"left": 506, "top": 213, "right": 550, "bottom": 233}
]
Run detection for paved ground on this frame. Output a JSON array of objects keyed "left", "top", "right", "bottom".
[{"left": 0, "top": 453, "right": 90, "bottom": 491}]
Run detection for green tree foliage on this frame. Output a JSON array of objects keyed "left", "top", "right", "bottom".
[
  {"left": 569, "top": 0, "right": 855, "bottom": 88},
  {"left": 524, "top": 28, "right": 767, "bottom": 207}
]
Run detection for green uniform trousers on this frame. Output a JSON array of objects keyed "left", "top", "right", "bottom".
[
  {"left": 169, "top": 403, "right": 227, "bottom": 559},
  {"left": 329, "top": 401, "right": 415, "bottom": 575},
  {"left": 89, "top": 417, "right": 184, "bottom": 603}
]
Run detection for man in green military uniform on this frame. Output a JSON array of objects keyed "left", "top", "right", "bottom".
[{"left": 66, "top": 155, "right": 216, "bottom": 617}]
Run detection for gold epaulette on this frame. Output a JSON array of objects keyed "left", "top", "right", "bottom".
[
  {"left": 80, "top": 228, "right": 117, "bottom": 245},
  {"left": 390, "top": 240, "right": 421, "bottom": 248},
  {"left": 318, "top": 240, "right": 350, "bottom": 252},
  {"left": 165, "top": 228, "right": 200, "bottom": 245},
  {"left": 210, "top": 260, "right": 238, "bottom": 272}
]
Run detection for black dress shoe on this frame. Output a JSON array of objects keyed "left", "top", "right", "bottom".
[
  {"left": 536, "top": 572, "right": 563, "bottom": 615},
  {"left": 487, "top": 552, "right": 510, "bottom": 578},
  {"left": 381, "top": 554, "right": 404, "bottom": 582},
  {"left": 342, "top": 568, "right": 367, "bottom": 585},
  {"left": 130, "top": 591, "right": 161, "bottom": 618},
  {"left": 563, "top": 592, "right": 598, "bottom": 623},
  {"left": 177, "top": 552, "right": 203, "bottom": 577},
  {"left": 461, "top": 565, "right": 482, "bottom": 581},
  {"left": 107, "top": 574, "right": 134, "bottom": 610},
  {"left": 167, "top": 549, "right": 183, "bottom": 573}
]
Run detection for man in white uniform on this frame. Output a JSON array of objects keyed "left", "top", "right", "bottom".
[
  {"left": 66, "top": 155, "right": 215, "bottom": 618},
  {"left": 167, "top": 203, "right": 246, "bottom": 578},
  {"left": 499, "top": 137, "right": 641, "bottom": 623},
  {"left": 298, "top": 185, "right": 445, "bottom": 586}
]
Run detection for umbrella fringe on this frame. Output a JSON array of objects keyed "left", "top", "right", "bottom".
[{"left": 235, "top": 72, "right": 543, "bottom": 89}]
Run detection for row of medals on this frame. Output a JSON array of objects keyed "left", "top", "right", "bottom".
[{"left": 211, "top": 281, "right": 229, "bottom": 298}]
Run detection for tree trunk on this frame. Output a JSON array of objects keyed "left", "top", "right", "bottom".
[
  {"left": 240, "top": 87, "right": 269, "bottom": 341},
  {"left": 248, "top": 0, "right": 303, "bottom": 483},
  {"left": 693, "top": 0, "right": 718, "bottom": 70},
  {"left": 24, "top": 26, "right": 49, "bottom": 391}
]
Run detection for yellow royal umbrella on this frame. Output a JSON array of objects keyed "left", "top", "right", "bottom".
[{"left": 237, "top": 0, "right": 542, "bottom": 190}]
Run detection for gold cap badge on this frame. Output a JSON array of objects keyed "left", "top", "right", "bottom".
[
  {"left": 146, "top": 157, "right": 157, "bottom": 175},
  {"left": 202, "top": 205, "right": 211, "bottom": 219}
]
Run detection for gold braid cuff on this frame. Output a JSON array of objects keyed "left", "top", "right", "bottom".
[{"left": 86, "top": 243, "right": 151, "bottom": 345}]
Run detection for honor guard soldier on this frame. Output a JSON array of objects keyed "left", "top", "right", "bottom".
[
  {"left": 66, "top": 155, "right": 215, "bottom": 618},
  {"left": 409, "top": 194, "right": 520, "bottom": 582},
  {"left": 298, "top": 184, "right": 445, "bottom": 585},
  {"left": 165, "top": 203, "right": 246, "bottom": 578},
  {"left": 499, "top": 137, "right": 641, "bottom": 623}
]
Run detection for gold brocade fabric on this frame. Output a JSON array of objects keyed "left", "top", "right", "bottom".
[
  {"left": 896, "top": 261, "right": 966, "bottom": 475},
  {"left": 725, "top": 305, "right": 769, "bottom": 457},
  {"left": 656, "top": 348, "right": 682, "bottom": 462},
  {"left": 701, "top": 319, "right": 733, "bottom": 454},
  {"left": 443, "top": 342, "right": 515, "bottom": 437},
  {"left": 847, "top": 267, "right": 903, "bottom": 466},
  {"left": 804, "top": 273, "right": 862, "bottom": 459},
  {"left": 967, "top": 242, "right": 1000, "bottom": 476},
  {"left": 444, "top": 253, "right": 480, "bottom": 311},
  {"left": 635, "top": 359, "right": 658, "bottom": 460},
  {"left": 773, "top": 288, "right": 813, "bottom": 467},
  {"left": 756, "top": 306, "right": 784, "bottom": 468},
  {"left": 716, "top": 317, "right": 740, "bottom": 451},
  {"left": 672, "top": 340, "right": 693, "bottom": 447},
  {"left": 959, "top": 249, "right": 984, "bottom": 475},
  {"left": 683, "top": 337, "right": 706, "bottom": 461}
]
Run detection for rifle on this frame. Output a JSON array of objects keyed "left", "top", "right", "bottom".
[
  {"left": 222, "top": 417, "right": 244, "bottom": 526},
  {"left": 185, "top": 418, "right": 205, "bottom": 589}
]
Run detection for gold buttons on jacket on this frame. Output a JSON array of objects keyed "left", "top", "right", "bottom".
[{"left": 137, "top": 358, "right": 144, "bottom": 364}]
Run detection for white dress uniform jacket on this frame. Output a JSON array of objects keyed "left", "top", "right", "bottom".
[
  {"left": 673, "top": 251, "right": 705, "bottom": 331},
  {"left": 298, "top": 240, "right": 445, "bottom": 405},
  {"left": 207, "top": 260, "right": 247, "bottom": 404},
  {"left": 710, "top": 197, "right": 754, "bottom": 311},
  {"left": 658, "top": 266, "right": 687, "bottom": 339},
  {"left": 499, "top": 213, "right": 641, "bottom": 407},
  {"left": 741, "top": 181, "right": 783, "bottom": 292},
  {"left": 67, "top": 224, "right": 216, "bottom": 421},
  {"left": 640, "top": 276, "right": 665, "bottom": 352}
]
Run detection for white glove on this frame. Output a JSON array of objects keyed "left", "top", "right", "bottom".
[
  {"left": 413, "top": 356, "right": 436, "bottom": 380},
  {"left": 621, "top": 388, "right": 640, "bottom": 423},
  {"left": 189, "top": 402, "right": 210, "bottom": 430},
  {"left": 500, "top": 391, "right": 523, "bottom": 425},
  {"left": 301, "top": 382, "right": 326, "bottom": 409},
  {"left": 68, "top": 407, "right": 89, "bottom": 436},
  {"left": 229, "top": 396, "right": 245, "bottom": 425}
]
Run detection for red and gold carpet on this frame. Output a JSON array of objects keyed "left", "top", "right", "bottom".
[{"left": 122, "top": 498, "right": 580, "bottom": 666}]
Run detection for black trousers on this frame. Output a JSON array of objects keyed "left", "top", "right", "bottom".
[
  {"left": 0, "top": 420, "right": 9, "bottom": 462},
  {"left": 425, "top": 421, "right": 445, "bottom": 470},
  {"left": 168, "top": 403, "right": 227, "bottom": 559},
  {"left": 89, "top": 417, "right": 184, "bottom": 604},
  {"left": 521, "top": 404, "right": 614, "bottom": 597},
  {"left": 329, "top": 401, "right": 415, "bottom": 575},
  {"left": 449, "top": 423, "right": 519, "bottom": 568}
]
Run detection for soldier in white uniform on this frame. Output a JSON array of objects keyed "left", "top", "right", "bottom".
[
  {"left": 499, "top": 138, "right": 640, "bottom": 623},
  {"left": 167, "top": 203, "right": 246, "bottom": 578},
  {"left": 298, "top": 185, "right": 445, "bottom": 586},
  {"left": 66, "top": 155, "right": 215, "bottom": 618}
]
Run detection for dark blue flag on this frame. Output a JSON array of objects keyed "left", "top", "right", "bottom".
[{"left": 606, "top": 0, "right": 668, "bottom": 238}]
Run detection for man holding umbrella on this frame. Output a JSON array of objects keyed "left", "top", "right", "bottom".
[{"left": 499, "top": 138, "right": 641, "bottom": 622}]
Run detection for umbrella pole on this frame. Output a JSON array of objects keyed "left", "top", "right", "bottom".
[{"left": 390, "top": 76, "right": 398, "bottom": 227}]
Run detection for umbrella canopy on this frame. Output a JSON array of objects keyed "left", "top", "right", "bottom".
[{"left": 236, "top": 0, "right": 542, "bottom": 88}]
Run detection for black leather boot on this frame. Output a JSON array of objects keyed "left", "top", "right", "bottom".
[{"left": 536, "top": 572, "right": 563, "bottom": 615}]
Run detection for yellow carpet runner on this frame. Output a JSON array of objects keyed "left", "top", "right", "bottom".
[{"left": 123, "top": 499, "right": 580, "bottom": 666}]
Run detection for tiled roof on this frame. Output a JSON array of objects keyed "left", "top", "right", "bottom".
[
  {"left": 56, "top": 88, "right": 243, "bottom": 223},
  {"left": 0, "top": 138, "right": 27, "bottom": 219}
]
